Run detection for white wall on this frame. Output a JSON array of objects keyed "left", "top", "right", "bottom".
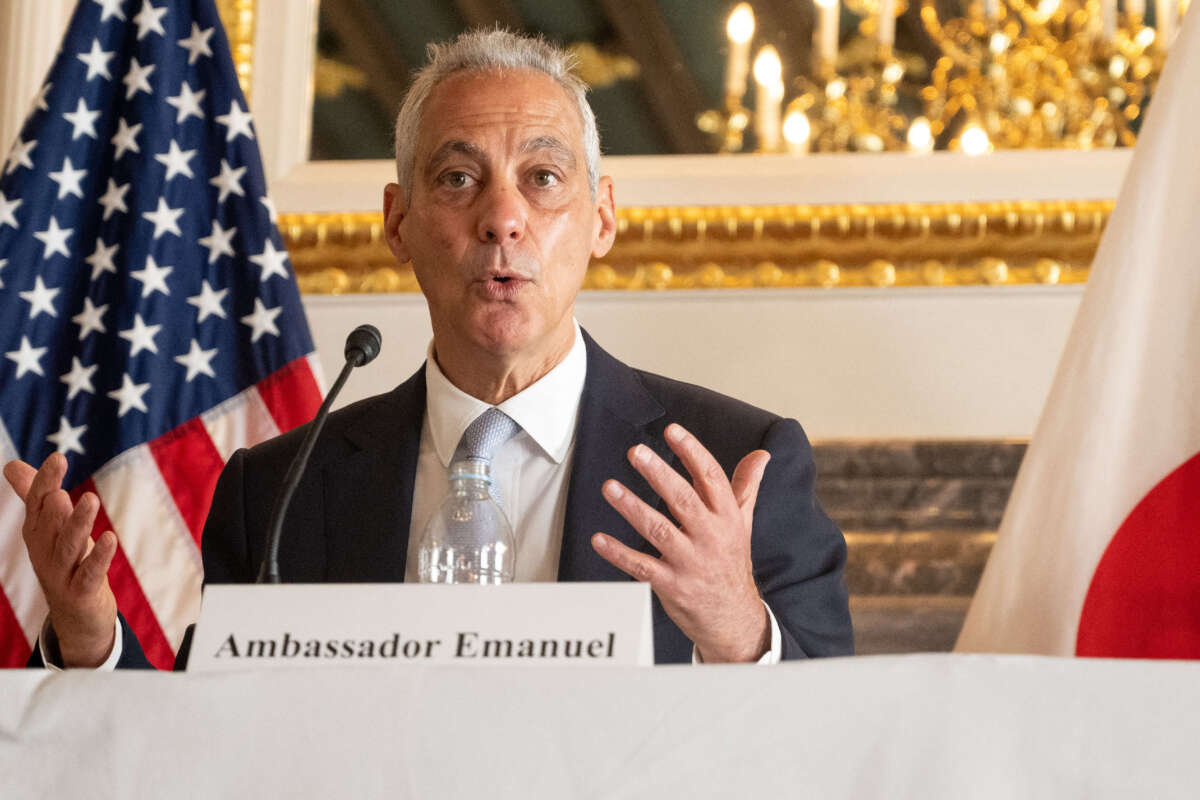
[{"left": 304, "top": 285, "right": 1082, "bottom": 441}]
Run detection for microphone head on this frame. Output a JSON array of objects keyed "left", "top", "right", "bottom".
[{"left": 345, "top": 324, "right": 382, "bottom": 366}]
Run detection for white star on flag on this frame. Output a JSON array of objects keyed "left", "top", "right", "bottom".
[
  {"left": 174, "top": 340, "right": 218, "bottom": 381},
  {"left": 111, "top": 117, "right": 141, "bottom": 159},
  {"left": 134, "top": 1, "right": 168, "bottom": 40},
  {"left": 142, "top": 197, "right": 183, "bottom": 239},
  {"left": 85, "top": 238, "right": 119, "bottom": 280},
  {"left": 130, "top": 254, "right": 173, "bottom": 298},
  {"left": 210, "top": 159, "right": 246, "bottom": 203},
  {"left": 0, "top": 190, "right": 20, "bottom": 229},
  {"left": 215, "top": 100, "right": 254, "bottom": 142},
  {"left": 33, "top": 217, "right": 73, "bottom": 259},
  {"left": 19, "top": 276, "right": 60, "bottom": 319},
  {"left": 123, "top": 57, "right": 155, "bottom": 100},
  {"left": 60, "top": 357, "right": 98, "bottom": 400},
  {"left": 178, "top": 23, "right": 214, "bottom": 64},
  {"left": 72, "top": 297, "right": 108, "bottom": 340},
  {"left": 250, "top": 239, "right": 290, "bottom": 282},
  {"left": 155, "top": 140, "right": 196, "bottom": 181},
  {"left": 260, "top": 196, "right": 278, "bottom": 224},
  {"left": 77, "top": 39, "right": 114, "bottom": 81},
  {"left": 241, "top": 298, "right": 282, "bottom": 342},
  {"left": 49, "top": 157, "right": 88, "bottom": 199},
  {"left": 97, "top": 178, "right": 129, "bottom": 219},
  {"left": 46, "top": 416, "right": 87, "bottom": 456},
  {"left": 29, "top": 83, "right": 51, "bottom": 113},
  {"left": 118, "top": 313, "right": 162, "bottom": 356},
  {"left": 108, "top": 373, "right": 151, "bottom": 417},
  {"left": 4, "top": 136, "right": 36, "bottom": 176},
  {"left": 166, "top": 82, "right": 206, "bottom": 123},
  {"left": 93, "top": 0, "right": 126, "bottom": 22},
  {"left": 63, "top": 98, "right": 101, "bottom": 140},
  {"left": 5, "top": 336, "right": 47, "bottom": 378},
  {"left": 198, "top": 220, "right": 236, "bottom": 264},
  {"left": 0, "top": 259, "right": 6, "bottom": 289},
  {"left": 187, "top": 280, "right": 228, "bottom": 322}
]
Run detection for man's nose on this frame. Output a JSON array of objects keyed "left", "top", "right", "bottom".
[{"left": 476, "top": 180, "right": 526, "bottom": 243}]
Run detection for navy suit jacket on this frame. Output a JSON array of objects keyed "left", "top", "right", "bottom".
[{"left": 54, "top": 331, "right": 851, "bottom": 668}]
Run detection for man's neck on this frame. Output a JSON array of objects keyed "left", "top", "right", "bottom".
[{"left": 433, "top": 328, "right": 576, "bottom": 405}]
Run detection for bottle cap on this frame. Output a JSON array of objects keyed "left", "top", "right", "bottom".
[{"left": 448, "top": 457, "right": 492, "bottom": 483}]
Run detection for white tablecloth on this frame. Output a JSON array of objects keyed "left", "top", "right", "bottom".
[{"left": 2, "top": 654, "right": 1197, "bottom": 799}]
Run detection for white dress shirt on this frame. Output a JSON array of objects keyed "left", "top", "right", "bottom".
[{"left": 404, "top": 325, "right": 588, "bottom": 583}]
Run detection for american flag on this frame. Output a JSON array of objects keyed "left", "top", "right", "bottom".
[{"left": 0, "top": 0, "right": 323, "bottom": 669}]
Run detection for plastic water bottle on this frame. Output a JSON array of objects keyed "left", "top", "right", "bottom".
[{"left": 417, "top": 458, "right": 516, "bottom": 584}]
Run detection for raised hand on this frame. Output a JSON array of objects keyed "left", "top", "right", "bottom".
[
  {"left": 591, "top": 423, "right": 771, "bottom": 663},
  {"left": 3, "top": 453, "right": 118, "bottom": 667}
]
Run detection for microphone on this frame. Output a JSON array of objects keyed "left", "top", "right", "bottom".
[{"left": 257, "top": 324, "right": 382, "bottom": 583}]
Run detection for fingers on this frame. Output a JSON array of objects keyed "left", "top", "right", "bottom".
[
  {"left": 663, "top": 424, "right": 737, "bottom": 513},
  {"left": 2, "top": 460, "right": 37, "bottom": 500},
  {"left": 627, "top": 439, "right": 711, "bottom": 530},
  {"left": 72, "top": 530, "right": 117, "bottom": 597},
  {"left": 601, "top": 479, "right": 689, "bottom": 560},
  {"left": 53, "top": 492, "right": 100, "bottom": 571},
  {"left": 26, "top": 453, "right": 67, "bottom": 512},
  {"left": 591, "top": 533, "right": 671, "bottom": 587},
  {"left": 731, "top": 450, "right": 770, "bottom": 504}
]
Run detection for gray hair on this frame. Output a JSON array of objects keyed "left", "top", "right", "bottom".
[{"left": 393, "top": 29, "right": 601, "bottom": 199}]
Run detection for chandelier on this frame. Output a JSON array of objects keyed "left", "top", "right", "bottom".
[{"left": 697, "top": 0, "right": 1188, "bottom": 154}]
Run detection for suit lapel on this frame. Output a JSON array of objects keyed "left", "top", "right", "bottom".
[
  {"left": 558, "top": 332, "right": 672, "bottom": 582},
  {"left": 323, "top": 366, "right": 426, "bottom": 582}
]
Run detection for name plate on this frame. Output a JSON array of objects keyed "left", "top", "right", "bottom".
[{"left": 188, "top": 583, "right": 654, "bottom": 671}]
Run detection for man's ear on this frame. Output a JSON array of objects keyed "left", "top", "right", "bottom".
[
  {"left": 590, "top": 176, "right": 617, "bottom": 259},
  {"left": 383, "top": 182, "right": 411, "bottom": 264}
]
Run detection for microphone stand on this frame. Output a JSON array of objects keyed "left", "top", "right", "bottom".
[{"left": 256, "top": 325, "right": 381, "bottom": 583}]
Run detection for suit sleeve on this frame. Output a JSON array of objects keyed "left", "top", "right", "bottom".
[{"left": 751, "top": 417, "right": 853, "bottom": 659}]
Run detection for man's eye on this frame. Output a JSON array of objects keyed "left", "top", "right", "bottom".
[
  {"left": 443, "top": 172, "right": 472, "bottom": 188},
  {"left": 531, "top": 170, "right": 559, "bottom": 188}
]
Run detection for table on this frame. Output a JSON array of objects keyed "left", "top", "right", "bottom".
[{"left": 2, "top": 654, "right": 1196, "bottom": 798}]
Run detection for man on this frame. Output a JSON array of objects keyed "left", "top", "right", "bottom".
[{"left": 6, "top": 30, "right": 852, "bottom": 668}]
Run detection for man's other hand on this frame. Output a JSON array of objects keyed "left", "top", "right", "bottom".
[
  {"left": 4, "top": 454, "right": 118, "bottom": 667},
  {"left": 592, "top": 423, "right": 771, "bottom": 663}
]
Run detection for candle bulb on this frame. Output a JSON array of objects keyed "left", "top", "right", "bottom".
[
  {"left": 813, "top": 0, "right": 840, "bottom": 69},
  {"left": 725, "top": 3, "right": 756, "bottom": 102},
  {"left": 878, "top": 0, "right": 896, "bottom": 50},
  {"left": 783, "top": 109, "right": 811, "bottom": 154},
  {"left": 1101, "top": 0, "right": 1117, "bottom": 41},
  {"left": 985, "top": 0, "right": 1000, "bottom": 20},
  {"left": 754, "top": 46, "right": 783, "bottom": 152},
  {"left": 1156, "top": 0, "right": 1176, "bottom": 45}
]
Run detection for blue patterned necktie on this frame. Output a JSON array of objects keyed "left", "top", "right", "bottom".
[{"left": 451, "top": 407, "right": 521, "bottom": 506}]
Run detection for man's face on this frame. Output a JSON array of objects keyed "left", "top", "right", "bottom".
[{"left": 384, "top": 69, "right": 616, "bottom": 367}]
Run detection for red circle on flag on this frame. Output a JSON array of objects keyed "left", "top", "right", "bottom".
[{"left": 1076, "top": 451, "right": 1200, "bottom": 658}]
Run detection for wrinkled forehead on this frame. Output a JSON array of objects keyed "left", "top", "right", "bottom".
[{"left": 415, "top": 68, "right": 586, "bottom": 159}]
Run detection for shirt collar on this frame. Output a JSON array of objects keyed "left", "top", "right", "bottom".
[{"left": 424, "top": 322, "right": 587, "bottom": 467}]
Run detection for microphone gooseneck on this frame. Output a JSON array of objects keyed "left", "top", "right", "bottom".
[{"left": 256, "top": 325, "right": 383, "bottom": 583}]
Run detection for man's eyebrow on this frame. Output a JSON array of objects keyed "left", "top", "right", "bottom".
[
  {"left": 520, "top": 135, "right": 577, "bottom": 168},
  {"left": 424, "top": 140, "right": 486, "bottom": 177}
]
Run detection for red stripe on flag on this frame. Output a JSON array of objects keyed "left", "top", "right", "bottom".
[
  {"left": 148, "top": 417, "right": 224, "bottom": 547},
  {"left": 0, "top": 585, "right": 33, "bottom": 668},
  {"left": 71, "top": 481, "right": 176, "bottom": 670},
  {"left": 256, "top": 357, "right": 322, "bottom": 434},
  {"left": 1077, "top": 451, "right": 1200, "bottom": 658}
]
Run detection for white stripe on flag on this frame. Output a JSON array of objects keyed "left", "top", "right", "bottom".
[
  {"left": 202, "top": 384, "right": 281, "bottom": 463},
  {"left": 0, "top": 420, "right": 47, "bottom": 646},
  {"left": 307, "top": 352, "right": 328, "bottom": 396},
  {"left": 93, "top": 445, "right": 203, "bottom": 651}
]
